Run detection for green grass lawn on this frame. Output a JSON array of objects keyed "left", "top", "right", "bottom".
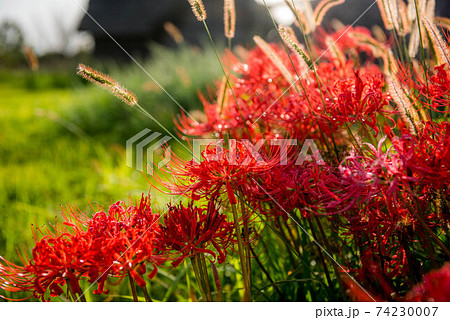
[{"left": 0, "top": 73, "right": 146, "bottom": 256}]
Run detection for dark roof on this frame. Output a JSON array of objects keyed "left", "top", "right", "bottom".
[{"left": 79, "top": 0, "right": 274, "bottom": 43}]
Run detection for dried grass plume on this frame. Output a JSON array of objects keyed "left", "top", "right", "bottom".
[{"left": 77, "top": 64, "right": 137, "bottom": 106}]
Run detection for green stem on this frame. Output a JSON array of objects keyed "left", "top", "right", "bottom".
[
  {"left": 199, "top": 253, "right": 213, "bottom": 302},
  {"left": 191, "top": 256, "right": 208, "bottom": 301},
  {"left": 142, "top": 283, "right": 153, "bottom": 302},
  {"left": 184, "top": 260, "right": 193, "bottom": 302},
  {"left": 314, "top": 216, "right": 344, "bottom": 296},
  {"left": 249, "top": 244, "right": 285, "bottom": 300},
  {"left": 307, "top": 218, "right": 334, "bottom": 295},
  {"left": 240, "top": 200, "right": 252, "bottom": 295},
  {"left": 202, "top": 20, "right": 252, "bottom": 139},
  {"left": 231, "top": 203, "right": 251, "bottom": 301}
]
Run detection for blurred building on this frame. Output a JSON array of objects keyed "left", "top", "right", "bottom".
[
  {"left": 79, "top": 0, "right": 450, "bottom": 60},
  {"left": 79, "top": 0, "right": 274, "bottom": 60}
]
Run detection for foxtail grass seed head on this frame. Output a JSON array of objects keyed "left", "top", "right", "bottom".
[
  {"left": 23, "top": 45, "right": 39, "bottom": 71},
  {"left": 253, "top": 35, "right": 296, "bottom": 85},
  {"left": 224, "top": 0, "right": 236, "bottom": 39},
  {"left": 293, "top": 9, "right": 312, "bottom": 35},
  {"left": 313, "top": 0, "right": 345, "bottom": 26},
  {"left": 278, "top": 26, "right": 314, "bottom": 71},
  {"left": 377, "top": 0, "right": 394, "bottom": 30},
  {"left": 426, "top": 0, "right": 436, "bottom": 21},
  {"left": 285, "top": 0, "right": 313, "bottom": 34},
  {"left": 407, "top": 0, "right": 416, "bottom": 21},
  {"left": 398, "top": 1, "right": 411, "bottom": 35},
  {"left": 325, "top": 35, "right": 346, "bottom": 66},
  {"left": 298, "top": 0, "right": 316, "bottom": 32},
  {"left": 386, "top": 0, "right": 401, "bottom": 32},
  {"left": 188, "top": 0, "right": 207, "bottom": 21},
  {"left": 408, "top": 24, "right": 421, "bottom": 58},
  {"left": 164, "top": 22, "right": 184, "bottom": 44},
  {"left": 422, "top": 16, "right": 450, "bottom": 67},
  {"left": 386, "top": 49, "right": 400, "bottom": 75},
  {"left": 349, "top": 31, "right": 386, "bottom": 59},
  {"left": 435, "top": 16, "right": 450, "bottom": 33},
  {"left": 77, "top": 64, "right": 137, "bottom": 106},
  {"left": 387, "top": 76, "right": 420, "bottom": 135}
]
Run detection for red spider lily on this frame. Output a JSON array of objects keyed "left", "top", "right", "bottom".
[
  {"left": 175, "top": 46, "right": 296, "bottom": 140},
  {"left": 176, "top": 43, "right": 390, "bottom": 141},
  {"left": 156, "top": 140, "right": 282, "bottom": 205},
  {"left": 175, "top": 45, "right": 328, "bottom": 141},
  {"left": 327, "top": 137, "right": 413, "bottom": 213},
  {"left": 343, "top": 248, "right": 402, "bottom": 302},
  {"left": 346, "top": 263, "right": 450, "bottom": 302},
  {"left": 0, "top": 223, "right": 90, "bottom": 301},
  {"left": 158, "top": 199, "right": 234, "bottom": 267},
  {"left": 318, "top": 26, "right": 387, "bottom": 59},
  {"left": 0, "top": 195, "right": 162, "bottom": 300},
  {"left": 247, "top": 160, "right": 341, "bottom": 218},
  {"left": 82, "top": 196, "right": 163, "bottom": 293},
  {"left": 424, "top": 65, "right": 450, "bottom": 113},
  {"left": 302, "top": 61, "right": 391, "bottom": 136},
  {"left": 328, "top": 70, "right": 389, "bottom": 135},
  {"left": 406, "top": 263, "right": 450, "bottom": 302},
  {"left": 399, "top": 64, "right": 450, "bottom": 114},
  {"left": 393, "top": 121, "right": 450, "bottom": 189}
]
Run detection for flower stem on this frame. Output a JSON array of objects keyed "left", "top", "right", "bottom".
[
  {"left": 142, "top": 283, "right": 153, "bottom": 302},
  {"left": 231, "top": 202, "right": 251, "bottom": 301},
  {"left": 67, "top": 276, "right": 86, "bottom": 302},
  {"left": 199, "top": 253, "right": 213, "bottom": 302},
  {"left": 191, "top": 255, "right": 211, "bottom": 301},
  {"left": 240, "top": 200, "right": 252, "bottom": 296},
  {"left": 249, "top": 244, "right": 285, "bottom": 300},
  {"left": 128, "top": 272, "right": 139, "bottom": 302},
  {"left": 306, "top": 218, "right": 334, "bottom": 294},
  {"left": 184, "top": 260, "right": 193, "bottom": 302},
  {"left": 201, "top": 20, "right": 252, "bottom": 139}
]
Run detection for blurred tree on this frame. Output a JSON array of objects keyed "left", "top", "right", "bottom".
[{"left": 0, "top": 21, "right": 26, "bottom": 68}]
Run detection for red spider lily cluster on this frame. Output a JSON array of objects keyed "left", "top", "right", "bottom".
[
  {"left": 158, "top": 199, "right": 234, "bottom": 267},
  {"left": 0, "top": 196, "right": 233, "bottom": 301},
  {"left": 1, "top": 0, "right": 450, "bottom": 302}
]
